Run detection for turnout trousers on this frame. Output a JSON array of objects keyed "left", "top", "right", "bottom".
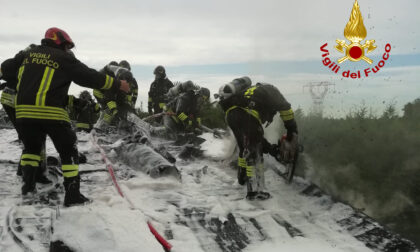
[
  {"left": 17, "top": 120, "right": 79, "bottom": 194},
  {"left": 226, "top": 107, "right": 267, "bottom": 196}
]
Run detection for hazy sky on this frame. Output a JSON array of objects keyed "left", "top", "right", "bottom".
[{"left": 1, "top": 0, "right": 419, "bottom": 116}]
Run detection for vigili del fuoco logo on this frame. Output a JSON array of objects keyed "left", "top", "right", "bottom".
[{"left": 320, "top": 0, "right": 391, "bottom": 79}]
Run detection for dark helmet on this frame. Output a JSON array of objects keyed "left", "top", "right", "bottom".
[
  {"left": 44, "top": 27, "right": 74, "bottom": 49},
  {"left": 181, "top": 80, "right": 195, "bottom": 92},
  {"left": 232, "top": 76, "right": 252, "bottom": 86},
  {"left": 198, "top": 87, "right": 210, "bottom": 99},
  {"left": 109, "top": 61, "right": 119, "bottom": 66},
  {"left": 153, "top": 65, "right": 166, "bottom": 76},
  {"left": 79, "top": 90, "right": 92, "bottom": 101},
  {"left": 119, "top": 60, "right": 131, "bottom": 70},
  {"left": 117, "top": 69, "right": 133, "bottom": 82}
]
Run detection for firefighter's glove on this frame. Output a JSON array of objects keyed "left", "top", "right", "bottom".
[{"left": 280, "top": 132, "right": 298, "bottom": 162}]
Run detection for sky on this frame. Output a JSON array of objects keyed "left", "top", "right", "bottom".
[{"left": 1, "top": 0, "right": 419, "bottom": 117}]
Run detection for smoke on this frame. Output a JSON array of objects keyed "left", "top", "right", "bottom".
[
  {"left": 303, "top": 156, "right": 415, "bottom": 219},
  {"left": 263, "top": 114, "right": 283, "bottom": 144},
  {"left": 229, "top": 103, "right": 420, "bottom": 245}
]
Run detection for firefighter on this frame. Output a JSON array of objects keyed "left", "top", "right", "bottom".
[
  {"left": 217, "top": 77, "right": 298, "bottom": 200},
  {"left": 118, "top": 60, "right": 138, "bottom": 111},
  {"left": 0, "top": 45, "right": 36, "bottom": 140},
  {"left": 0, "top": 44, "right": 51, "bottom": 184},
  {"left": 165, "top": 80, "right": 198, "bottom": 103},
  {"left": 163, "top": 84, "right": 210, "bottom": 136},
  {"left": 148, "top": 65, "right": 174, "bottom": 121},
  {"left": 119, "top": 60, "right": 131, "bottom": 71},
  {"left": 0, "top": 66, "right": 21, "bottom": 138},
  {"left": 93, "top": 61, "right": 118, "bottom": 109},
  {"left": 0, "top": 27, "right": 130, "bottom": 206},
  {"left": 68, "top": 91, "right": 100, "bottom": 132},
  {"left": 94, "top": 62, "right": 138, "bottom": 130}
]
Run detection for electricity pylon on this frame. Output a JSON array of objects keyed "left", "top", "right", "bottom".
[{"left": 303, "top": 82, "right": 335, "bottom": 116}]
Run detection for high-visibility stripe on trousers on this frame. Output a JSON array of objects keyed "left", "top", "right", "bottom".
[
  {"left": 20, "top": 153, "right": 41, "bottom": 167},
  {"left": 246, "top": 165, "right": 254, "bottom": 177},
  {"left": 238, "top": 157, "right": 247, "bottom": 168},
  {"left": 62, "top": 164, "right": 79, "bottom": 178},
  {"left": 76, "top": 122, "right": 90, "bottom": 129}
]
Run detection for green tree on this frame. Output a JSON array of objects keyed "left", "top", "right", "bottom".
[
  {"left": 200, "top": 102, "right": 226, "bottom": 129},
  {"left": 382, "top": 101, "right": 397, "bottom": 119},
  {"left": 403, "top": 98, "right": 420, "bottom": 119}
]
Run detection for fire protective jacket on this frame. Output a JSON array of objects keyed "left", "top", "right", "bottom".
[
  {"left": 0, "top": 44, "right": 120, "bottom": 123},
  {"left": 0, "top": 45, "right": 36, "bottom": 109},
  {"left": 166, "top": 90, "right": 202, "bottom": 130},
  {"left": 148, "top": 77, "right": 174, "bottom": 112},
  {"left": 94, "top": 65, "right": 138, "bottom": 109},
  {"left": 67, "top": 95, "right": 100, "bottom": 130},
  {"left": 220, "top": 83, "right": 297, "bottom": 135}
]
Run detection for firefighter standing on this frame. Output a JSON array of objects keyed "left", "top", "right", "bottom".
[
  {"left": 0, "top": 27, "right": 130, "bottom": 206},
  {"left": 148, "top": 65, "right": 174, "bottom": 121},
  {"left": 217, "top": 77, "right": 298, "bottom": 200},
  {"left": 1, "top": 44, "right": 51, "bottom": 183},
  {"left": 0, "top": 45, "right": 35, "bottom": 140}
]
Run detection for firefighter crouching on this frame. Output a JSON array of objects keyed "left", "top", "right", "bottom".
[
  {"left": 68, "top": 91, "right": 100, "bottom": 132},
  {"left": 163, "top": 82, "right": 210, "bottom": 137},
  {"left": 93, "top": 61, "right": 138, "bottom": 131}
]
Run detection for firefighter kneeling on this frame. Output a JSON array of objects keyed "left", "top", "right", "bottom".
[
  {"left": 94, "top": 61, "right": 138, "bottom": 132},
  {"left": 68, "top": 91, "right": 101, "bottom": 133},
  {"left": 162, "top": 81, "right": 210, "bottom": 137}
]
